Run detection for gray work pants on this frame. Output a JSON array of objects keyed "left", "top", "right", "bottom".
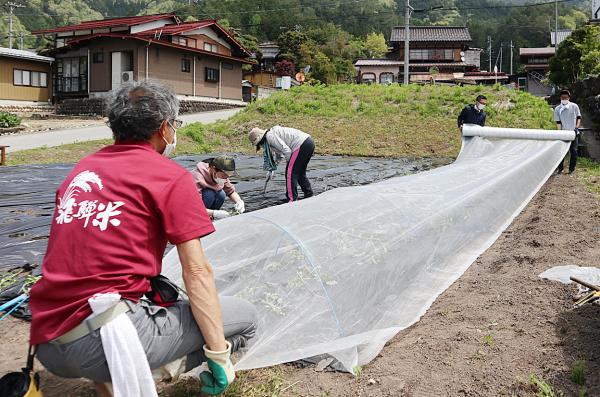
[{"left": 37, "top": 297, "right": 258, "bottom": 383}]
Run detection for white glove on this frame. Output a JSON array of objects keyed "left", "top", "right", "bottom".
[
  {"left": 212, "top": 210, "right": 230, "bottom": 220},
  {"left": 234, "top": 200, "right": 245, "bottom": 214}
]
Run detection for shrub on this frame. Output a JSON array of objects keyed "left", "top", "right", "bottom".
[{"left": 0, "top": 112, "right": 22, "bottom": 128}]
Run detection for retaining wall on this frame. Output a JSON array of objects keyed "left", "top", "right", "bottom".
[{"left": 56, "top": 98, "right": 245, "bottom": 116}]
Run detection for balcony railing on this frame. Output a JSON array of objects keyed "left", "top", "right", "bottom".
[{"left": 55, "top": 76, "right": 88, "bottom": 94}]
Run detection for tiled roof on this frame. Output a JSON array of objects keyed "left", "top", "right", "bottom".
[
  {"left": 0, "top": 47, "right": 54, "bottom": 62},
  {"left": 135, "top": 20, "right": 251, "bottom": 56},
  {"left": 519, "top": 47, "right": 555, "bottom": 56},
  {"left": 33, "top": 13, "right": 177, "bottom": 34},
  {"left": 355, "top": 59, "right": 468, "bottom": 68},
  {"left": 409, "top": 62, "right": 467, "bottom": 68},
  {"left": 135, "top": 20, "right": 214, "bottom": 37},
  {"left": 48, "top": 33, "right": 254, "bottom": 63},
  {"left": 390, "top": 26, "right": 471, "bottom": 42},
  {"left": 355, "top": 59, "right": 402, "bottom": 66}
]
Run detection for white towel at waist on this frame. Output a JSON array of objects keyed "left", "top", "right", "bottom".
[{"left": 88, "top": 293, "right": 157, "bottom": 397}]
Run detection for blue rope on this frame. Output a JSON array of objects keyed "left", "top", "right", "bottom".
[{"left": 247, "top": 214, "right": 345, "bottom": 337}]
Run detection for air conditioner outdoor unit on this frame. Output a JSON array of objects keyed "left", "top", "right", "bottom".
[{"left": 121, "top": 71, "right": 133, "bottom": 83}]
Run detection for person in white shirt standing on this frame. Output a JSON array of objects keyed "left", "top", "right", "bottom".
[
  {"left": 554, "top": 90, "right": 582, "bottom": 174},
  {"left": 249, "top": 126, "right": 315, "bottom": 202}
]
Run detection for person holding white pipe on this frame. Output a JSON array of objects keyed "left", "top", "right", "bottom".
[
  {"left": 457, "top": 95, "right": 487, "bottom": 131},
  {"left": 554, "top": 90, "right": 582, "bottom": 175}
]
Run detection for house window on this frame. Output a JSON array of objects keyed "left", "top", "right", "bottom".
[
  {"left": 203, "top": 43, "right": 218, "bottom": 53},
  {"left": 409, "top": 49, "right": 454, "bottom": 61},
  {"left": 181, "top": 58, "right": 191, "bottom": 73},
  {"left": 92, "top": 51, "right": 104, "bottom": 63},
  {"left": 379, "top": 73, "right": 394, "bottom": 84},
  {"left": 205, "top": 67, "right": 219, "bottom": 82},
  {"left": 222, "top": 62, "right": 233, "bottom": 70},
  {"left": 528, "top": 56, "right": 549, "bottom": 64},
  {"left": 56, "top": 57, "right": 88, "bottom": 93},
  {"left": 361, "top": 73, "right": 376, "bottom": 84},
  {"left": 175, "top": 36, "right": 188, "bottom": 46},
  {"left": 13, "top": 69, "right": 48, "bottom": 87}
]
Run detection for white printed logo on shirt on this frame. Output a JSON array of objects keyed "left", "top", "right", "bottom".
[{"left": 55, "top": 170, "right": 124, "bottom": 231}]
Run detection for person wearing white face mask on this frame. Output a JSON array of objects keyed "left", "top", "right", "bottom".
[
  {"left": 29, "top": 81, "right": 257, "bottom": 397},
  {"left": 457, "top": 95, "right": 488, "bottom": 131},
  {"left": 192, "top": 156, "right": 245, "bottom": 220},
  {"left": 554, "top": 90, "right": 582, "bottom": 174}
]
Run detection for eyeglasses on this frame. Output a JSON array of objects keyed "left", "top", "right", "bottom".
[{"left": 169, "top": 119, "right": 183, "bottom": 129}]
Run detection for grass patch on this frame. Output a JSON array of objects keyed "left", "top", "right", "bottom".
[
  {"left": 577, "top": 158, "right": 600, "bottom": 202},
  {"left": 528, "top": 374, "right": 563, "bottom": 397},
  {"left": 160, "top": 369, "right": 288, "bottom": 397},
  {"left": 482, "top": 334, "right": 495, "bottom": 347},
  {"left": 214, "top": 84, "right": 553, "bottom": 159},
  {"left": 0, "top": 111, "right": 22, "bottom": 128},
  {"left": 5, "top": 135, "right": 204, "bottom": 166},
  {"left": 571, "top": 360, "right": 586, "bottom": 386},
  {"left": 6, "top": 84, "right": 555, "bottom": 166}
]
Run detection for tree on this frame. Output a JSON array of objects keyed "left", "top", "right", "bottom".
[
  {"left": 277, "top": 30, "right": 309, "bottom": 64},
  {"left": 275, "top": 60, "right": 295, "bottom": 76},
  {"left": 549, "top": 25, "right": 600, "bottom": 86},
  {"left": 299, "top": 42, "right": 336, "bottom": 84},
  {"left": 364, "top": 32, "right": 388, "bottom": 58}
]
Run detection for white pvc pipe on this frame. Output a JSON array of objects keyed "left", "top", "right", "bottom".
[{"left": 463, "top": 124, "right": 575, "bottom": 141}]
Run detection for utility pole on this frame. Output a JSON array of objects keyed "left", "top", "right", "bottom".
[
  {"left": 487, "top": 36, "right": 492, "bottom": 72},
  {"left": 403, "top": 0, "right": 413, "bottom": 85},
  {"left": 19, "top": 32, "right": 24, "bottom": 49},
  {"left": 499, "top": 43, "right": 503, "bottom": 73},
  {"left": 7, "top": 2, "right": 25, "bottom": 49},
  {"left": 510, "top": 40, "right": 514, "bottom": 75},
  {"left": 554, "top": 0, "right": 558, "bottom": 47}
]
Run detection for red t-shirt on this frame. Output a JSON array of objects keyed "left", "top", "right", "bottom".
[{"left": 29, "top": 142, "right": 214, "bottom": 344}]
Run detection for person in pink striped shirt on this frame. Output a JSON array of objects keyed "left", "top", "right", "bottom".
[
  {"left": 191, "top": 156, "right": 245, "bottom": 220},
  {"left": 249, "top": 126, "right": 315, "bottom": 202}
]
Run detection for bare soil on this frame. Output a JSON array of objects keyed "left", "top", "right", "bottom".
[{"left": 1, "top": 174, "right": 598, "bottom": 397}]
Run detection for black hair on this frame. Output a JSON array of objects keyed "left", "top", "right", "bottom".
[
  {"left": 559, "top": 90, "right": 571, "bottom": 97},
  {"left": 476, "top": 95, "right": 487, "bottom": 102}
]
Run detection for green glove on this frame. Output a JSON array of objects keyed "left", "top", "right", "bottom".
[{"left": 200, "top": 341, "right": 235, "bottom": 395}]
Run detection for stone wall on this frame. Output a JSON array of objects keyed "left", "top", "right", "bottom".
[
  {"left": 0, "top": 105, "right": 54, "bottom": 115},
  {"left": 56, "top": 98, "right": 244, "bottom": 116}
]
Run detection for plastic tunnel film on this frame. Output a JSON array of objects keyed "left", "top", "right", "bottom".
[{"left": 162, "top": 126, "right": 572, "bottom": 373}]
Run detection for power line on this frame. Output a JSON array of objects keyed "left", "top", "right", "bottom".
[{"left": 13, "top": 0, "right": 582, "bottom": 19}]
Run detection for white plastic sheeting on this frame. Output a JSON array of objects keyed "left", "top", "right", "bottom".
[
  {"left": 162, "top": 125, "right": 572, "bottom": 372},
  {"left": 539, "top": 265, "right": 600, "bottom": 286}
]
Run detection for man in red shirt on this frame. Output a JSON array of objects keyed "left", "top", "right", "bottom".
[{"left": 28, "top": 81, "right": 257, "bottom": 396}]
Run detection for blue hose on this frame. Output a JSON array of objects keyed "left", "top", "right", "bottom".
[{"left": 0, "top": 294, "right": 29, "bottom": 320}]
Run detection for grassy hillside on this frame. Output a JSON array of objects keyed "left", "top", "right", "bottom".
[
  {"left": 180, "top": 84, "right": 555, "bottom": 158},
  {"left": 7, "top": 84, "right": 556, "bottom": 166}
]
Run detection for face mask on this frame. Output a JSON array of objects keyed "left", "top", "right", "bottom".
[
  {"left": 215, "top": 177, "right": 227, "bottom": 185},
  {"left": 477, "top": 103, "right": 486, "bottom": 110},
  {"left": 161, "top": 131, "right": 177, "bottom": 157},
  {"left": 561, "top": 100, "right": 569, "bottom": 106}
]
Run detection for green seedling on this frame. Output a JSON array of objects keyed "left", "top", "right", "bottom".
[
  {"left": 528, "top": 374, "right": 563, "bottom": 397},
  {"left": 483, "top": 334, "right": 494, "bottom": 347},
  {"left": 571, "top": 360, "right": 586, "bottom": 386}
]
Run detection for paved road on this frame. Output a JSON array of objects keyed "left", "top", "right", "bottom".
[{"left": 0, "top": 108, "right": 242, "bottom": 153}]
